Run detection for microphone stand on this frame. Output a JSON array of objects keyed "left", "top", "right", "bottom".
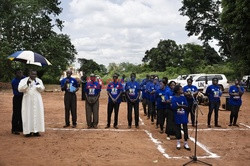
[{"left": 183, "top": 92, "right": 212, "bottom": 166}]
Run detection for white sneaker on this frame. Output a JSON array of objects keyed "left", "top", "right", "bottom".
[
  {"left": 176, "top": 142, "right": 181, "bottom": 150},
  {"left": 184, "top": 142, "right": 191, "bottom": 151},
  {"left": 166, "top": 136, "right": 171, "bottom": 140}
]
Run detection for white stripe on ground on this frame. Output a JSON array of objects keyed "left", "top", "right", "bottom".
[
  {"left": 47, "top": 127, "right": 142, "bottom": 132},
  {"left": 182, "top": 131, "right": 220, "bottom": 158},
  {"left": 139, "top": 117, "right": 145, "bottom": 125},
  {"left": 239, "top": 123, "right": 250, "bottom": 129},
  {"left": 189, "top": 128, "right": 250, "bottom": 131}
]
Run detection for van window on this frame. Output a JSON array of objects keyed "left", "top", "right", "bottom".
[
  {"left": 196, "top": 76, "right": 206, "bottom": 81},
  {"left": 215, "top": 75, "right": 223, "bottom": 80}
]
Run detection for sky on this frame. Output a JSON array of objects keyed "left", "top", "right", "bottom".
[{"left": 55, "top": 0, "right": 206, "bottom": 67}]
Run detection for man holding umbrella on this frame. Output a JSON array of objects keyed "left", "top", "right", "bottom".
[
  {"left": 61, "top": 70, "right": 79, "bottom": 128},
  {"left": 11, "top": 69, "right": 25, "bottom": 135}
]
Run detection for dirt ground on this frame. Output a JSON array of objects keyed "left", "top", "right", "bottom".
[{"left": 0, "top": 85, "right": 250, "bottom": 166}]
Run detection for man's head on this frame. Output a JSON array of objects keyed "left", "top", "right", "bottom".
[
  {"left": 235, "top": 79, "right": 240, "bottom": 85},
  {"left": 162, "top": 77, "right": 168, "bottom": 85},
  {"left": 113, "top": 73, "right": 118, "bottom": 82},
  {"left": 15, "top": 68, "right": 23, "bottom": 79},
  {"left": 122, "top": 74, "right": 125, "bottom": 79},
  {"left": 159, "top": 81, "right": 165, "bottom": 90},
  {"left": 90, "top": 73, "right": 96, "bottom": 81},
  {"left": 150, "top": 75, "right": 154, "bottom": 81},
  {"left": 130, "top": 73, "right": 136, "bottom": 81},
  {"left": 187, "top": 78, "right": 193, "bottom": 86},
  {"left": 212, "top": 78, "right": 218, "bottom": 85},
  {"left": 146, "top": 74, "right": 150, "bottom": 79},
  {"left": 169, "top": 81, "right": 176, "bottom": 90},
  {"left": 66, "top": 70, "right": 72, "bottom": 78},
  {"left": 29, "top": 70, "right": 37, "bottom": 80},
  {"left": 153, "top": 76, "right": 159, "bottom": 84}
]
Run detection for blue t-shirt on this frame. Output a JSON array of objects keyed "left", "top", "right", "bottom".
[
  {"left": 85, "top": 81, "right": 101, "bottom": 96},
  {"left": 60, "top": 77, "right": 79, "bottom": 93},
  {"left": 205, "top": 85, "right": 222, "bottom": 102},
  {"left": 148, "top": 83, "right": 160, "bottom": 102},
  {"left": 171, "top": 95, "right": 188, "bottom": 124},
  {"left": 183, "top": 85, "right": 198, "bottom": 102},
  {"left": 11, "top": 76, "right": 25, "bottom": 96},
  {"left": 165, "top": 89, "right": 174, "bottom": 109},
  {"left": 145, "top": 81, "right": 153, "bottom": 100},
  {"left": 140, "top": 78, "right": 149, "bottom": 99},
  {"left": 155, "top": 88, "right": 167, "bottom": 109},
  {"left": 107, "top": 81, "right": 123, "bottom": 103},
  {"left": 125, "top": 81, "right": 141, "bottom": 102},
  {"left": 229, "top": 85, "right": 244, "bottom": 106}
]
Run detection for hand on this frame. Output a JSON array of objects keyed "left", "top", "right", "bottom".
[
  {"left": 27, "top": 79, "right": 31, "bottom": 85},
  {"left": 65, "top": 79, "right": 70, "bottom": 83}
]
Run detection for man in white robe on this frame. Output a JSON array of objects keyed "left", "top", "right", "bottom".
[{"left": 18, "top": 70, "right": 45, "bottom": 137}]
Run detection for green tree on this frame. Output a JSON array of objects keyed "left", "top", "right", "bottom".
[
  {"left": 142, "top": 39, "right": 182, "bottom": 71},
  {"left": 78, "top": 58, "right": 106, "bottom": 76}
]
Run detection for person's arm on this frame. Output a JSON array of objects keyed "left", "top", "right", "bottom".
[
  {"left": 107, "top": 91, "right": 115, "bottom": 102},
  {"left": 36, "top": 78, "right": 45, "bottom": 92},
  {"left": 18, "top": 78, "right": 29, "bottom": 93},
  {"left": 238, "top": 86, "right": 244, "bottom": 96}
]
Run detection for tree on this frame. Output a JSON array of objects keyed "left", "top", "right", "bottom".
[
  {"left": 0, "top": 0, "right": 76, "bottom": 82},
  {"left": 78, "top": 58, "right": 106, "bottom": 75},
  {"left": 221, "top": 0, "right": 250, "bottom": 74},
  {"left": 142, "top": 39, "right": 182, "bottom": 71}
]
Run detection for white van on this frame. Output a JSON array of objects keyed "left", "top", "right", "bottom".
[
  {"left": 191, "top": 74, "right": 230, "bottom": 92},
  {"left": 170, "top": 74, "right": 204, "bottom": 87}
]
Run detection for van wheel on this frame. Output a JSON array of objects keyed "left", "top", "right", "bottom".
[{"left": 219, "top": 85, "right": 224, "bottom": 92}]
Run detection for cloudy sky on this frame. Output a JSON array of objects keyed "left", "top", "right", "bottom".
[{"left": 56, "top": 0, "right": 203, "bottom": 67}]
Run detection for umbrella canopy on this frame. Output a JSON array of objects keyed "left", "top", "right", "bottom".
[{"left": 8, "top": 50, "right": 52, "bottom": 66}]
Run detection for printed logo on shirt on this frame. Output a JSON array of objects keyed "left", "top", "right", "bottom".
[
  {"left": 111, "top": 88, "right": 118, "bottom": 95},
  {"left": 89, "top": 88, "right": 95, "bottom": 95}
]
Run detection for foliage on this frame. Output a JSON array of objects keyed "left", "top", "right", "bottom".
[{"left": 78, "top": 58, "right": 107, "bottom": 76}]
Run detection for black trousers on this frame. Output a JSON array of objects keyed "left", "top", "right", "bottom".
[
  {"left": 158, "top": 108, "right": 167, "bottom": 131},
  {"left": 127, "top": 101, "right": 139, "bottom": 126},
  {"left": 64, "top": 92, "right": 77, "bottom": 125},
  {"left": 107, "top": 102, "right": 120, "bottom": 127},
  {"left": 230, "top": 105, "right": 240, "bottom": 124},
  {"left": 81, "top": 83, "right": 86, "bottom": 100},
  {"left": 187, "top": 101, "right": 196, "bottom": 125},
  {"left": 207, "top": 101, "right": 220, "bottom": 126},
  {"left": 149, "top": 101, "right": 156, "bottom": 122},
  {"left": 146, "top": 99, "right": 151, "bottom": 118},
  {"left": 142, "top": 98, "right": 148, "bottom": 115},
  {"left": 12, "top": 95, "right": 23, "bottom": 132},
  {"left": 176, "top": 123, "right": 188, "bottom": 141},
  {"left": 165, "top": 108, "right": 176, "bottom": 136}
]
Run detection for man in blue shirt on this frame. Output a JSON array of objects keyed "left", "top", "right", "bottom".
[
  {"left": 228, "top": 79, "right": 244, "bottom": 126},
  {"left": 145, "top": 75, "right": 154, "bottom": 120},
  {"left": 61, "top": 70, "right": 79, "bottom": 128},
  {"left": 120, "top": 74, "right": 127, "bottom": 102},
  {"left": 183, "top": 78, "right": 198, "bottom": 127},
  {"left": 106, "top": 74, "right": 123, "bottom": 129},
  {"left": 125, "top": 73, "right": 141, "bottom": 129},
  {"left": 155, "top": 81, "right": 167, "bottom": 133},
  {"left": 206, "top": 78, "right": 222, "bottom": 128},
  {"left": 140, "top": 74, "right": 150, "bottom": 116},
  {"left": 148, "top": 76, "right": 160, "bottom": 125},
  {"left": 11, "top": 69, "right": 25, "bottom": 135},
  {"left": 85, "top": 74, "right": 101, "bottom": 129}
]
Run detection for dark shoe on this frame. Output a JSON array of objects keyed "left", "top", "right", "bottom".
[
  {"left": 151, "top": 121, "right": 154, "bottom": 125},
  {"left": 233, "top": 124, "right": 239, "bottom": 127},
  {"left": 114, "top": 126, "right": 118, "bottom": 129},
  {"left": 12, "top": 131, "right": 20, "bottom": 135},
  {"left": 105, "top": 125, "right": 110, "bottom": 129},
  {"left": 228, "top": 124, "right": 232, "bottom": 126},
  {"left": 207, "top": 125, "right": 211, "bottom": 128},
  {"left": 33, "top": 132, "right": 41, "bottom": 137},
  {"left": 184, "top": 144, "right": 191, "bottom": 151},
  {"left": 128, "top": 125, "right": 131, "bottom": 129},
  {"left": 87, "top": 126, "right": 92, "bottom": 129},
  {"left": 159, "top": 130, "right": 164, "bottom": 134},
  {"left": 135, "top": 126, "right": 139, "bottom": 129},
  {"left": 215, "top": 125, "right": 221, "bottom": 127},
  {"left": 192, "top": 124, "right": 195, "bottom": 127},
  {"left": 93, "top": 125, "right": 98, "bottom": 129},
  {"left": 72, "top": 125, "right": 77, "bottom": 128},
  {"left": 63, "top": 124, "right": 70, "bottom": 128},
  {"left": 25, "top": 133, "right": 32, "bottom": 137},
  {"left": 155, "top": 125, "right": 159, "bottom": 129}
]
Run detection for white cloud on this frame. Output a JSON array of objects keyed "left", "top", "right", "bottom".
[{"left": 58, "top": 0, "right": 202, "bottom": 67}]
